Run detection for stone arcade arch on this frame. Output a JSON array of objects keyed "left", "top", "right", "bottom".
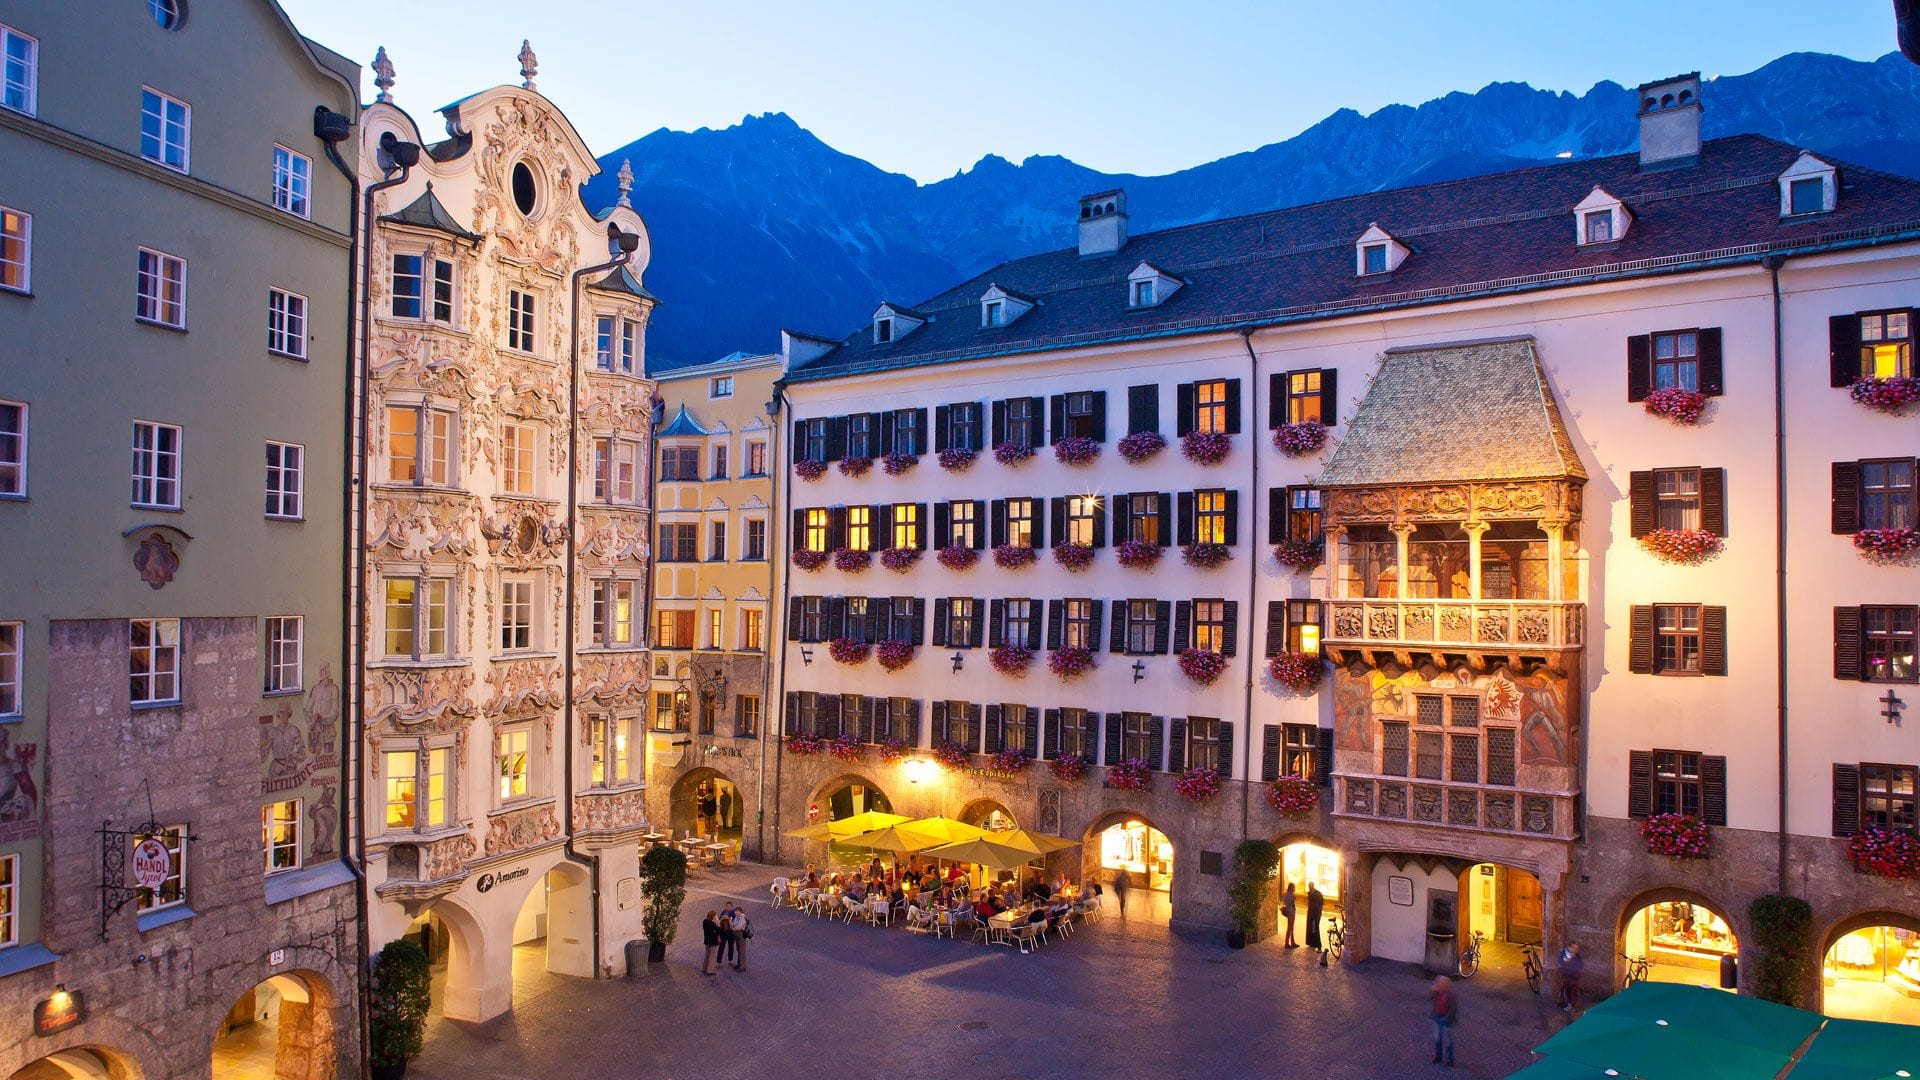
[
  {"left": 1616, "top": 886, "right": 1742, "bottom": 990},
  {"left": 798, "top": 772, "right": 894, "bottom": 870},
  {"left": 405, "top": 894, "right": 494, "bottom": 1024},
  {"left": 7, "top": 1048, "right": 138, "bottom": 1080},
  {"left": 957, "top": 798, "right": 1017, "bottom": 833},
  {"left": 513, "top": 860, "right": 597, "bottom": 982},
  {"left": 1270, "top": 829, "right": 1345, "bottom": 939},
  {"left": 671, "top": 766, "right": 743, "bottom": 843},
  {"left": 209, "top": 970, "right": 336, "bottom": 1080},
  {"left": 1083, "top": 810, "right": 1173, "bottom": 921},
  {"left": 1820, "top": 909, "right": 1920, "bottom": 1024}
]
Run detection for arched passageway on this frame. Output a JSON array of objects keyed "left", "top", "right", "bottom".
[
  {"left": 209, "top": 971, "right": 335, "bottom": 1080},
  {"left": 1084, "top": 813, "right": 1172, "bottom": 922},
  {"left": 1619, "top": 894, "right": 1738, "bottom": 990},
  {"left": 1822, "top": 913, "right": 1920, "bottom": 1024},
  {"left": 804, "top": 774, "right": 893, "bottom": 870},
  {"left": 9, "top": 1047, "right": 136, "bottom": 1080},
  {"left": 671, "top": 767, "right": 743, "bottom": 845}
]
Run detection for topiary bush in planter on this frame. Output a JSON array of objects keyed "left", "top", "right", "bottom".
[
  {"left": 1228, "top": 839, "right": 1281, "bottom": 948},
  {"left": 369, "top": 938, "right": 432, "bottom": 1079},
  {"left": 640, "top": 845, "right": 689, "bottom": 963},
  {"left": 1748, "top": 894, "right": 1813, "bottom": 1007}
]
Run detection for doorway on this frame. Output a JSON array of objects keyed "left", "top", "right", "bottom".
[
  {"left": 1621, "top": 899, "right": 1738, "bottom": 989},
  {"left": 1098, "top": 819, "right": 1172, "bottom": 892},
  {"left": 1823, "top": 924, "right": 1920, "bottom": 1025},
  {"left": 1462, "top": 862, "right": 1542, "bottom": 947},
  {"left": 209, "top": 972, "right": 332, "bottom": 1080}
]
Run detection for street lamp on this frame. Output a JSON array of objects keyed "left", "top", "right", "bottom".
[{"left": 904, "top": 758, "right": 934, "bottom": 785}]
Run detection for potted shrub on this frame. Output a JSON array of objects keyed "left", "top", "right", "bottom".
[
  {"left": 790, "top": 548, "right": 827, "bottom": 572},
  {"left": 828, "top": 733, "right": 866, "bottom": 763},
  {"left": 875, "top": 639, "right": 915, "bottom": 671},
  {"left": 1268, "top": 651, "right": 1326, "bottom": 693},
  {"left": 639, "top": 845, "right": 689, "bottom": 964},
  {"left": 1177, "top": 648, "right": 1228, "bottom": 685},
  {"left": 1182, "top": 542, "right": 1231, "bottom": 568},
  {"left": 934, "top": 740, "right": 972, "bottom": 770},
  {"left": 368, "top": 939, "right": 432, "bottom": 1080},
  {"left": 828, "top": 636, "right": 871, "bottom": 666},
  {"left": 1227, "top": 839, "right": 1281, "bottom": 949},
  {"left": 1105, "top": 757, "right": 1151, "bottom": 792}
]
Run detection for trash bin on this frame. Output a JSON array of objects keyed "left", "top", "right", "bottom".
[
  {"left": 624, "top": 939, "right": 646, "bottom": 980},
  {"left": 1425, "top": 931, "right": 1459, "bottom": 975},
  {"left": 1719, "top": 953, "right": 1738, "bottom": 990}
]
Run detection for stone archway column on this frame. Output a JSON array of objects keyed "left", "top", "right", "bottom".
[
  {"left": 1342, "top": 848, "right": 1374, "bottom": 963},
  {"left": 273, "top": 998, "right": 329, "bottom": 1080}
]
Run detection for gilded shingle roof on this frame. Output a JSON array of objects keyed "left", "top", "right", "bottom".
[{"left": 1317, "top": 337, "right": 1586, "bottom": 487}]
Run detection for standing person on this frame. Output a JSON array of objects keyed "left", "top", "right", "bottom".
[
  {"left": 1428, "top": 975, "right": 1459, "bottom": 1067},
  {"left": 1280, "top": 882, "right": 1299, "bottom": 948},
  {"left": 1558, "top": 943, "right": 1585, "bottom": 1013},
  {"left": 730, "top": 906, "right": 752, "bottom": 971},
  {"left": 701, "top": 911, "right": 721, "bottom": 975},
  {"left": 716, "top": 902, "right": 738, "bottom": 967},
  {"left": 1112, "top": 868, "right": 1132, "bottom": 916},
  {"left": 1306, "top": 883, "right": 1325, "bottom": 952}
]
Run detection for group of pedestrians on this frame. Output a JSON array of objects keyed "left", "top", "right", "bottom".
[
  {"left": 1276, "top": 881, "right": 1327, "bottom": 952},
  {"left": 701, "top": 902, "right": 751, "bottom": 974}
]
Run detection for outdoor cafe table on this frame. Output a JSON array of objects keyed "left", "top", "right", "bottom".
[{"left": 987, "top": 907, "right": 1034, "bottom": 945}]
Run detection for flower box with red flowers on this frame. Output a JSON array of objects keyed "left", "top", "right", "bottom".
[
  {"left": 877, "top": 739, "right": 908, "bottom": 764},
  {"left": 1105, "top": 757, "right": 1152, "bottom": 792},
  {"left": 1181, "top": 430, "right": 1231, "bottom": 466},
  {"left": 938, "top": 447, "right": 978, "bottom": 472},
  {"left": 937, "top": 544, "right": 981, "bottom": 571},
  {"left": 785, "top": 732, "right": 825, "bottom": 756},
  {"left": 837, "top": 455, "right": 873, "bottom": 478},
  {"left": 993, "top": 441, "right": 1035, "bottom": 467},
  {"left": 1273, "top": 540, "right": 1324, "bottom": 572},
  {"left": 875, "top": 639, "right": 915, "bottom": 671},
  {"left": 1115, "top": 539, "right": 1161, "bottom": 569},
  {"left": 990, "top": 644, "right": 1034, "bottom": 676},
  {"left": 1271, "top": 420, "right": 1328, "bottom": 457},
  {"left": 1850, "top": 375, "right": 1920, "bottom": 414},
  {"left": 1048, "top": 646, "right": 1094, "bottom": 679},
  {"left": 828, "top": 733, "right": 866, "bottom": 763},
  {"left": 881, "top": 451, "right": 919, "bottom": 476},
  {"left": 1268, "top": 651, "right": 1325, "bottom": 692},
  {"left": 1174, "top": 766, "right": 1221, "bottom": 802},
  {"left": 832, "top": 547, "right": 872, "bottom": 574},
  {"left": 793, "top": 458, "right": 827, "bottom": 481},
  {"left": 1177, "top": 648, "right": 1228, "bottom": 685},
  {"left": 933, "top": 741, "right": 972, "bottom": 770},
  {"left": 1639, "top": 528, "right": 1723, "bottom": 565},
  {"left": 1183, "top": 542, "right": 1231, "bottom": 569},
  {"left": 1640, "top": 812, "right": 1711, "bottom": 859},
  {"left": 1643, "top": 387, "right": 1708, "bottom": 425},
  {"left": 1053, "top": 436, "right": 1102, "bottom": 466},
  {"left": 1848, "top": 827, "right": 1920, "bottom": 880},
  {"left": 1854, "top": 527, "right": 1920, "bottom": 563},
  {"left": 828, "top": 636, "right": 871, "bottom": 666},
  {"left": 879, "top": 546, "right": 922, "bottom": 573},
  {"left": 989, "top": 750, "right": 1034, "bottom": 774},
  {"left": 790, "top": 548, "right": 827, "bottom": 572},
  {"left": 1117, "top": 431, "right": 1167, "bottom": 463},
  {"left": 1267, "top": 775, "right": 1319, "bottom": 817},
  {"left": 1048, "top": 752, "right": 1088, "bottom": 783},
  {"left": 1053, "top": 542, "right": 1095, "bottom": 572},
  {"left": 992, "top": 544, "right": 1037, "bottom": 569}
]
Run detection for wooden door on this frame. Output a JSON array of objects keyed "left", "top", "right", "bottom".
[{"left": 1505, "top": 870, "right": 1543, "bottom": 945}]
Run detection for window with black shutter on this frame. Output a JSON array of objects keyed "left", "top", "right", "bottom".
[
  {"left": 1191, "top": 600, "right": 1227, "bottom": 653},
  {"left": 1127, "top": 384, "right": 1159, "bottom": 435},
  {"left": 1062, "top": 599, "right": 1096, "bottom": 650},
  {"left": 1835, "top": 606, "right": 1864, "bottom": 680},
  {"left": 1058, "top": 708, "right": 1093, "bottom": 759},
  {"left": 1862, "top": 606, "right": 1919, "bottom": 683},
  {"left": 1124, "top": 600, "right": 1157, "bottom": 655},
  {"left": 1005, "top": 498, "right": 1040, "bottom": 548},
  {"left": 1853, "top": 311, "right": 1915, "bottom": 381},
  {"left": 1123, "top": 493, "right": 1166, "bottom": 546},
  {"left": 1271, "top": 369, "right": 1336, "bottom": 426},
  {"left": 1187, "top": 378, "right": 1238, "bottom": 435},
  {"left": 1059, "top": 391, "right": 1104, "bottom": 440},
  {"left": 1120, "top": 712, "right": 1154, "bottom": 763},
  {"left": 1862, "top": 460, "right": 1918, "bottom": 532},
  {"left": 1002, "top": 396, "right": 1041, "bottom": 447},
  {"left": 1286, "top": 600, "right": 1323, "bottom": 656},
  {"left": 1861, "top": 763, "right": 1918, "bottom": 835},
  {"left": 946, "top": 499, "right": 983, "bottom": 549},
  {"left": 941, "top": 402, "right": 982, "bottom": 452},
  {"left": 1627, "top": 335, "right": 1653, "bottom": 403},
  {"left": 1002, "top": 599, "right": 1038, "bottom": 649},
  {"left": 1187, "top": 717, "right": 1223, "bottom": 771},
  {"left": 1282, "top": 723, "right": 1317, "bottom": 780},
  {"left": 1628, "top": 749, "right": 1654, "bottom": 818},
  {"left": 1287, "top": 488, "right": 1322, "bottom": 543}
]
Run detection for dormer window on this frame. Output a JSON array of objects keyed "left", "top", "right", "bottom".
[
  {"left": 876, "top": 317, "right": 893, "bottom": 344},
  {"left": 1583, "top": 211, "right": 1613, "bottom": 244},
  {"left": 1574, "top": 187, "right": 1631, "bottom": 246},
  {"left": 1778, "top": 153, "right": 1836, "bottom": 217},
  {"left": 871, "top": 302, "right": 926, "bottom": 344},
  {"left": 1362, "top": 244, "right": 1387, "bottom": 275},
  {"left": 1354, "top": 224, "right": 1409, "bottom": 276},
  {"left": 984, "top": 301, "right": 1004, "bottom": 327},
  {"left": 978, "top": 284, "right": 1034, "bottom": 329},
  {"left": 1133, "top": 280, "right": 1155, "bottom": 307},
  {"left": 1127, "top": 262, "right": 1180, "bottom": 309},
  {"left": 1789, "top": 178, "right": 1823, "bottom": 216}
]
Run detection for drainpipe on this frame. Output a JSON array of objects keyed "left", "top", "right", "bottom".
[
  {"left": 565, "top": 226, "right": 640, "bottom": 975},
  {"left": 770, "top": 385, "right": 794, "bottom": 864},
  {"left": 1764, "top": 254, "right": 1790, "bottom": 896},
  {"left": 1239, "top": 329, "right": 1262, "bottom": 844},
  {"left": 755, "top": 392, "right": 782, "bottom": 860}
]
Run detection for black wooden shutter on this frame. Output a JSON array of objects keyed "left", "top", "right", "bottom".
[
  {"left": 1221, "top": 600, "right": 1240, "bottom": 657},
  {"left": 1629, "top": 471, "right": 1656, "bottom": 538},
  {"left": 1154, "top": 601, "right": 1172, "bottom": 654},
  {"left": 912, "top": 408, "right": 928, "bottom": 454},
  {"left": 1627, "top": 750, "right": 1654, "bottom": 818},
  {"left": 990, "top": 499, "right": 1007, "bottom": 548},
  {"left": 1173, "top": 601, "right": 1193, "bottom": 653},
  {"left": 968, "top": 600, "right": 986, "bottom": 648},
  {"left": 875, "top": 412, "right": 895, "bottom": 458},
  {"left": 905, "top": 699, "right": 923, "bottom": 746},
  {"left": 1090, "top": 391, "right": 1108, "bottom": 442},
  {"left": 1834, "top": 606, "right": 1863, "bottom": 680},
  {"left": 1088, "top": 601, "right": 1105, "bottom": 652},
  {"left": 1046, "top": 601, "right": 1064, "bottom": 650},
  {"left": 1109, "top": 601, "right": 1128, "bottom": 653},
  {"left": 1223, "top": 490, "right": 1240, "bottom": 546},
  {"left": 1111, "top": 498, "right": 1131, "bottom": 545},
  {"left": 868, "top": 597, "right": 889, "bottom": 642},
  {"left": 1314, "top": 728, "right": 1333, "bottom": 787},
  {"left": 1318, "top": 368, "right": 1338, "bottom": 427},
  {"left": 1023, "top": 709, "right": 1039, "bottom": 758},
  {"left": 1701, "top": 755, "right": 1728, "bottom": 827},
  {"left": 1175, "top": 382, "right": 1195, "bottom": 437},
  {"left": 1091, "top": 498, "right": 1107, "bottom": 548},
  {"left": 1700, "top": 469, "right": 1726, "bottom": 537},
  {"left": 1223, "top": 380, "right": 1242, "bottom": 434},
  {"left": 933, "top": 502, "right": 951, "bottom": 549},
  {"left": 822, "top": 695, "right": 843, "bottom": 739},
  {"left": 826, "top": 596, "right": 847, "bottom": 640},
  {"left": 1830, "top": 314, "right": 1859, "bottom": 387},
  {"left": 858, "top": 697, "right": 876, "bottom": 743},
  {"left": 931, "top": 599, "right": 950, "bottom": 647},
  {"left": 1218, "top": 722, "right": 1234, "bottom": 779},
  {"left": 988, "top": 599, "right": 1005, "bottom": 648},
  {"left": 792, "top": 507, "right": 807, "bottom": 547},
  {"left": 1043, "top": 709, "right": 1061, "bottom": 759},
  {"left": 1269, "top": 487, "right": 1287, "bottom": 544},
  {"left": 1832, "top": 462, "right": 1861, "bottom": 534},
  {"left": 984, "top": 705, "right": 1003, "bottom": 754},
  {"left": 1155, "top": 494, "right": 1172, "bottom": 547},
  {"left": 931, "top": 701, "right": 948, "bottom": 744},
  {"left": 1147, "top": 717, "right": 1165, "bottom": 770},
  {"left": 873, "top": 503, "right": 894, "bottom": 548},
  {"left": 1629, "top": 606, "right": 1655, "bottom": 674},
  {"left": 1627, "top": 335, "right": 1653, "bottom": 402},
  {"left": 1103, "top": 714, "right": 1122, "bottom": 766},
  {"left": 1128, "top": 384, "right": 1158, "bottom": 435},
  {"left": 1697, "top": 328, "right": 1724, "bottom": 396},
  {"left": 792, "top": 419, "right": 807, "bottom": 456},
  {"left": 1049, "top": 395, "right": 1066, "bottom": 445},
  {"left": 1268, "top": 372, "right": 1287, "bottom": 429},
  {"left": 826, "top": 416, "right": 847, "bottom": 460},
  {"left": 1177, "top": 491, "right": 1195, "bottom": 546},
  {"left": 788, "top": 597, "right": 804, "bottom": 641},
  {"left": 1029, "top": 495, "right": 1046, "bottom": 548},
  {"left": 1049, "top": 498, "right": 1066, "bottom": 548},
  {"left": 1262, "top": 725, "right": 1281, "bottom": 782},
  {"left": 912, "top": 503, "right": 929, "bottom": 550},
  {"left": 1701, "top": 606, "right": 1727, "bottom": 677},
  {"left": 1167, "top": 718, "right": 1186, "bottom": 773},
  {"left": 1265, "top": 601, "right": 1287, "bottom": 658},
  {"left": 968, "top": 500, "right": 986, "bottom": 549},
  {"left": 828, "top": 506, "right": 848, "bottom": 551},
  {"left": 934, "top": 405, "right": 951, "bottom": 452},
  {"left": 991, "top": 399, "right": 1008, "bottom": 445},
  {"left": 909, "top": 598, "right": 926, "bottom": 644},
  {"left": 1833, "top": 763, "right": 1861, "bottom": 836}
]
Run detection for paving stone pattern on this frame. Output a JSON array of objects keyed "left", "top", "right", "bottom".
[{"left": 411, "top": 863, "right": 1564, "bottom": 1079}]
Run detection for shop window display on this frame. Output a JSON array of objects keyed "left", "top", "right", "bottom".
[
  {"left": 1621, "top": 901, "right": 1738, "bottom": 989},
  {"left": 1099, "top": 819, "right": 1172, "bottom": 893},
  {"left": 1824, "top": 926, "right": 1920, "bottom": 1026}
]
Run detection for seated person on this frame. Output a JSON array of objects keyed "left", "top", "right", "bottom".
[
  {"left": 1031, "top": 878, "right": 1052, "bottom": 901},
  {"left": 973, "top": 895, "right": 996, "bottom": 920},
  {"left": 947, "top": 864, "right": 967, "bottom": 883},
  {"left": 803, "top": 867, "right": 820, "bottom": 888},
  {"left": 889, "top": 885, "right": 906, "bottom": 908},
  {"left": 846, "top": 880, "right": 866, "bottom": 902},
  {"left": 1024, "top": 906, "right": 1049, "bottom": 926},
  {"left": 988, "top": 891, "right": 1009, "bottom": 914}
]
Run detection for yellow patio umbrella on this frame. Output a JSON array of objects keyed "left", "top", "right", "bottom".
[
  {"left": 995, "top": 828, "right": 1080, "bottom": 854},
  {"left": 898, "top": 816, "right": 985, "bottom": 843},
  {"left": 783, "top": 810, "right": 910, "bottom": 841},
  {"left": 922, "top": 837, "right": 1041, "bottom": 872},
  {"left": 835, "top": 824, "right": 949, "bottom": 853}
]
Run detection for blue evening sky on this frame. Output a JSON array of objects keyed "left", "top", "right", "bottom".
[{"left": 279, "top": 0, "right": 1900, "bottom": 183}]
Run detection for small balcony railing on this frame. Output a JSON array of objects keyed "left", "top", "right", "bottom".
[{"left": 1325, "top": 599, "right": 1583, "bottom": 652}]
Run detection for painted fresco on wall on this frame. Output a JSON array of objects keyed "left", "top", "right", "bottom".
[
  {"left": 1334, "top": 667, "right": 1373, "bottom": 752},
  {"left": 1517, "top": 671, "right": 1571, "bottom": 768},
  {"left": 1343, "top": 664, "right": 1574, "bottom": 770},
  {"left": 0, "top": 727, "right": 39, "bottom": 843},
  {"left": 261, "top": 669, "right": 344, "bottom": 794},
  {"left": 311, "top": 782, "right": 339, "bottom": 858}
]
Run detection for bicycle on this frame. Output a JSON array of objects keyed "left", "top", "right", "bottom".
[
  {"left": 1458, "top": 930, "right": 1486, "bottom": 979},
  {"left": 1323, "top": 916, "right": 1345, "bottom": 963},
  {"left": 1520, "top": 942, "right": 1544, "bottom": 993},
  {"left": 1620, "top": 952, "right": 1651, "bottom": 985}
]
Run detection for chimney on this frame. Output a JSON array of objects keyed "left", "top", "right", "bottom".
[
  {"left": 1636, "top": 73, "right": 1702, "bottom": 169},
  {"left": 1077, "top": 189, "right": 1127, "bottom": 258}
]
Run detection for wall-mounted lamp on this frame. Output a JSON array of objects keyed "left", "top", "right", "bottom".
[
  {"left": 904, "top": 758, "right": 934, "bottom": 784},
  {"left": 605, "top": 222, "right": 641, "bottom": 257},
  {"left": 765, "top": 398, "right": 781, "bottom": 419},
  {"left": 799, "top": 646, "right": 813, "bottom": 666},
  {"left": 950, "top": 652, "right": 964, "bottom": 673},
  {"left": 1132, "top": 660, "right": 1147, "bottom": 683}
]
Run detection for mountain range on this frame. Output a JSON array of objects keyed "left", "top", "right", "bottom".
[{"left": 579, "top": 51, "right": 1920, "bottom": 370}]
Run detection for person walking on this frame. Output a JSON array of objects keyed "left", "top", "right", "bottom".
[
  {"left": 1280, "top": 882, "right": 1298, "bottom": 948},
  {"left": 1306, "top": 883, "right": 1324, "bottom": 953},
  {"left": 730, "top": 906, "right": 752, "bottom": 971},
  {"left": 701, "top": 911, "right": 721, "bottom": 975},
  {"left": 1428, "top": 975, "right": 1459, "bottom": 1067},
  {"left": 1112, "top": 869, "right": 1132, "bottom": 916},
  {"left": 716, "top": 902, "right": 738, "bottom": 968},
  {"left": 1558, "top": 943, "right": 1585, "bottom": 1013}
]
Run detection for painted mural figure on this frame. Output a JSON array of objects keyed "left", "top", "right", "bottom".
[
  {"left": 1518, "top": 673, "right": 1570, "bottom": 767},
  {"left": 262, "top": 703, "right": 309, "bottom": 779},
  {"left": 0, "top": 726, "right": 38, "bottom": 829},
  {"left": 310, "top": 784, "right": 338, "bottom": 858},
  {"left": 305, "top": 664, "right": 340, "bottom": 758}
]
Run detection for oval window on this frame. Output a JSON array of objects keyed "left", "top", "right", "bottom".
[
  {"left": 149, "top": 0, "right": 186, "bottom": 30},
  {"left": 511, "top": 162, "right": 538, "bottom": 216}
]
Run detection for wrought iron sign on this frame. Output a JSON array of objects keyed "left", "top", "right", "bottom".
[{"left": 98, "top": 817, "right": 166, "bottom": 939}]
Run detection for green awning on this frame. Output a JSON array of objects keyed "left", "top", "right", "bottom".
[
  {"left": 1786, "top": 1016, "right": 1920, "bottom": 1079},
  {"left": 1508, "top": 1056, "right": 1641, "bottom": 1078},
  {"left": 1530, "top": 983, "right": 1823, "bottom": 1080}
]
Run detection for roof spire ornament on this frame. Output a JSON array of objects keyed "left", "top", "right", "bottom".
[
  {"left": 518, "top": 40, "right": 538, "bottom": 90},
  {"left": 616, "top": 159, "right": 634, "bottom": 208},
  {"left": 372, "top": 46, "right": 395, "bottom": 103}
]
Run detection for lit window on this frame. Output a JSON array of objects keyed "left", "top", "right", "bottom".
[
  {"left": 382, "top": 577, "right": 450, "bottom": 659},
  {"left": 1193, "top": 379, "right": 1229, "bottom": 434},
  {"left": 1286, "top": 489, "right": 1322, "bottom": 544},
  {"left": 0, "top": 205, "right": 29, "bottom": 293},
  {"left": 591, "top": 578, "right": 636, "bottom": 647},
  {"left": 272, "top": 145, "right": 311, "bottom": 218},
  {"left": 262, "top": 800, "right": 301, "bottom": 875},
  {"left": 1005, "top": 498, "right": 1036, "bottom": 547},
  {"left": 136, "top": 248, "right": 186, "bottom": 328},
  {"left": 2, "top": 24, "right": 37, "bottom": 116},
  {"left": 711, "top": 375, "right": 733, "bottom": 398},
  {"left": 497, "top": 726, "right": 531, "bottom": 801},
  {"left": 130, "top": 618, "right": 179, "bottom": 705},
  {"left": 499, "top": 578, "right": 533, "bottom": 652},
  {"left": 1788, "top": 177, "right": 1825, "bottom": 216},
  {"left": 265, "top": 441, "right": 302, "bottom": 519},
  {"left": 1859, "top": 312, "right": 1913, "bottom": 380},
  {"left": 384, "top": 747, "right": 450, "bottom": 830},
  {"left": 1284, "top": 371, "right": 1322, "bottom": 425},
  {"left": 134, "top": 826, "right": 187, "bottom": 911},
  {"left": 1583, "top": 210, "right": 1613, "bottom": 244},
  {"left": 131, "top": 421, "right": 181, "bottom": 508},
  {"left": 742, "top": 609, "right": 764, "bottom": 650},
  {"left": 139, "top": 87, "right": 189, "bottom": 172},
  {"left": 1282, "top": 723, "right": 1317, "bottom": 779},
  {"left": 1066, "top": 495, "right": 1098, "bottom": 546},
  {"left": 1862, "top": 606, "right": 1918, "bottom": 684},
  {"left": 1861, "top": 764, "right": 1918, "bottom": 835},
  {"left": 1062, "top": 599, "right": 1095, "bottom": 651},
  {"left": 385, "top": 405, "right": 454, "bottom": 486},
  {"left": 1194, "top": 490, "right": 1229, "bottom": 544},
  {"left": 0, "top": 853, "right": 16, "bottom": 946},
  {"left": 846, "top": 506, "right": 872, "bottom": 551},
  {"left": 506, "top": 288, "right": 535, "bottom": 352},
  {"left": 267, "top": 288, "right": 307, "bottom": 358},
  {"left": 0, "top": 399, "right": 25, "bottom": 497},
  {"left": 0, "top": 621, "right": 18, "bottom": 716},
  {"left": 263, "top": 616, "right": 302, "bottom": 694},
  {"left": 892, "top": 504, "right": 920, "bottom": 549},
  {"left": 500, "top": 423, "right": 536, "bottom": 494},
  {"left": 1193, "top": 600, "right": 1227, "bottom": 653},
  {"left": 590, "top": 715, "right": 632, "bottom": 787},
  {"left": 803, "top": 509, "right": 829, "bottom": 553}
]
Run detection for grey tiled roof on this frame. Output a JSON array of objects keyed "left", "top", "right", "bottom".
[
  {"left": 587, "top": 265, "right": 660, "bottom": 302},
  {"left": 1317, "top": 337, "right": 1586, "bottom": 487},
  {"left": 658, "top": 404, "right": 708, "bottom": 438},
  {"left": 380, "top": 183, "right": 480, "bottom": 242}
]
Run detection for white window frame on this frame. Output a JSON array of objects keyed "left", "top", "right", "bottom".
[
  {"left": 500, "top": 421, "right": 537, "bottom": 495},
  {"left": 710, "top": 375, "right": 733, "bottom": 398},
  {"left": 589, "top": 713, "right": 634, "bottom": 788},
  {"left": 264, "top": 616, "right": 302, "bottom": 695},
  {"left": 382, "top": 576, "right": 452, "bottom": 660},
  {"left": 263, "top": 799, "right": 301, "bottom": 875},
  {"left": 385, "top": 404, "right": 455, "bottom": 487},
  {"left": 134, "top": 825, "right": 187, "bottom": 912},
  {"left": 267, "top": 288, "right": 307, "bottom": 358},
  {"left": 499, "top": 576, "right": 535, "bottom": 653},
  {"left": 496, "top": 724, "right": 533, "bottom": 803},
  {"left": 129, "top": 617, "right": 180, "bottom": 706},
  {"left": 136, "top": 247, "right": 186, "bottom": 328},
  {"left": 139, "top": 86, "right": 190, "bottom": 172},
  {"left": 1583, "top": 210, "right": 1613, "bottom": 245},
  {"left": 2, "top": 24, "right": 38, "bottom": 117},
  {"left": 0, "top": 204, "right": 28, "bottom": 293},
  {"left": 506, "top": 288, "right": 536, "bottom": 353},
  {"left": 0, "top": 399, "right": 24, "bottom": 498},
  {"left": 0, "top": 621, "right": 19, "bottom": 718},
  {"left": 1362, "top": 243, "right": 1388, "bottom": 275},
  {"left": 265, "top": 440, "right": 303, "bottom": 519},
  {"left": 271, "top": 144, "right": 312, "bottom": 219},
  {"left": 983, "top": 300, "right": 1004, "bottom": 327},
  {"left": 592, "top": 435, "right": 640, "bottom": 505},
  {"left": 590, "top": 577, "right": 638, "bottom": 648},
  {"left": 382, "top": 745, "right": 452, "bottom": 833},
  {"left": 131, "top": 420, "right": 182, "bottom": 509},
  {"left": 595, "top": 315, "right": 640, "bottom": 374},
  {"left": 0, "top": 853, "right": 16, "bottom": 947}
]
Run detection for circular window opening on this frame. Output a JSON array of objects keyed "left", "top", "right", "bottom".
[
  {"left": 149, "top": 0, "right": 186, "bottom": 30},
  {"left": 511, "top": 162, "right": 538, "bottom": 216}
]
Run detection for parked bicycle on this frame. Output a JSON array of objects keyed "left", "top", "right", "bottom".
[
  {"left": 1520, "top": 942, "right": 1544, "bottom": 993},
  {"left": 1620, "top": 952, "right": 1651, "bottom": 985},
  {"left": 1458, "top": 930, "right": 1486, "bottom": 978},
  {"left": 1323, "top": 916, "right": 1345, "bottom": 962}
]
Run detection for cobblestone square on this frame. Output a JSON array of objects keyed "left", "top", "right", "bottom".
[{"left": 409, "top": 863, "right": 1565, "bottom": 1079}]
